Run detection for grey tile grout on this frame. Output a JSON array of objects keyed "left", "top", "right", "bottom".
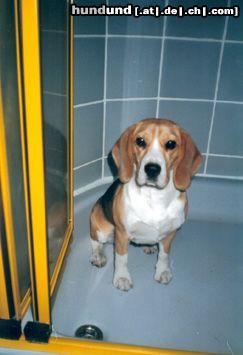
[
  {"left": 208, "top": 153, "right": 243, "bottom": 160},
  {"left": 196, "top": 173, "right": 243, "bottom": 181},
  {"left": 74, "top": 157, "right": 103, "bottom": 171},
  {"left": 74, "top": 153, "right": 243, "bottom": 172},
  {"left": 73, "top": 173, "right": 243, "bottom": 196},
  {"left": 43, "top": 90, "right": 66, "bottom": 97},
  {"left": 101, "top": 2, "right": 109, "bottom": 179},
  {"left": 106, "top": 97, "right": 157, "bottom": 102},
  {"left": 74, "top": 100, "right": 104, "bottom": 108},
  {"left": 73, "top": 97, "right": 243, "bottom": 107},
  {"left": 42, "top": 29, "right": 67, "bottom": 34},
  {"left": 204, "top": 3, "right": 230, "bottom": 174},
  {"left": 156, "top": 0, "right": 168, "bottom": 118},
  {"left": 73, "top": 33, "right": 243, "bottom": 45}
]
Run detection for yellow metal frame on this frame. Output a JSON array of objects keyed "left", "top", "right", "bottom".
[
  {"left": 14, "top": 0, "right": 36, "bottom": 319},
  {"left": 20, "top": 0, "right": 51, "bottom": 324},
  {"left": 20, "top": 0, "right": 74, "bottom": 321},
  {"left": 0, "top": 336, "right": 208, "bottom": 355}
]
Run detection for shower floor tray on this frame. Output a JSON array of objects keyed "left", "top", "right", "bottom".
[{"left": 52, "top": 182, "right": 243, "bottom": 354}]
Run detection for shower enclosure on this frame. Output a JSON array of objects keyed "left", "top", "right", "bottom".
[{"left": 0, "top": 0, "right": 242, "bottom": 354}]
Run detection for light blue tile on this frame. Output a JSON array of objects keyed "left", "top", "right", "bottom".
[
  {"left": 188, "top": 177, "right": 243, "bottom": 223},
  {"left": 104, "top": 156, "right": 111, "bottom": 177},
  {"left": 207, "top": 156, "right": 243, "bottom": 177},
  {"left": 74, "top": 0, "right": 105, "bottom": 34},
  {"left": 107, "top": 38, "right": 161, "bottom": 99},
  {"left": 74, "top": 38, "right": 104, "bottom": 105},
  {"left": 210, "top": 103, "right": 243, "bottom": 156},
  {"left": 105, "top": 100, "right": 157, "bottom": 154},
  {"left": 196, "top": 155, "right": 205, "bottom": 174},
  {"left": 226, "top": 16, "right": 243, "bottom": 40},
  {"left": 43, "top": 94, "right": 68, "bottom": 183},
  {"left": 159, "top": 100, "right": 213, "bottom": 152},
  {"left": 41, "top": 31, "right": 67, "bottom": 94},
  {"left": 74, "top": 160, "right": 102, "bottom": 190},
  {"left": 166, "top": 0, "right": 226, "bottom": 38},
  {"left": 108, "top": 0, "right": 164, "bottom": 35},
  {"left": 44, "top": 121, "right": 67, "bottom": 188},
  {"left": 160, "top": 40, "right": 221, "bottom": 99},
  {"left": 218, "top": 43, "right": 243, "bottom": 101},
  {"left": 74, "top": 103, "right": 103, "bottom": 166},
  {"left": 40, "top": 0, "right": 67, "bottom": 31},
  {"left": 104, "top": 155, "right": 118, "bottom": 178}
]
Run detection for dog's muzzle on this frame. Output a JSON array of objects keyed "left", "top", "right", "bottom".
[
  {"left": 144, "top": 163, "right": 161, "bottom": 180},
  {"left": 137, "top": 151, "right": 167, "bottom": 189}
]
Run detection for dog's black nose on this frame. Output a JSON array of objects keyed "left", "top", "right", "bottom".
[{"left": 144, "top": 163, "right": 161, "bottom": 179}]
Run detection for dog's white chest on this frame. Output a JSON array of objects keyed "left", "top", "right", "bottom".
[{"left": 123, "top": 178, "right": 186, "bottom": 244}]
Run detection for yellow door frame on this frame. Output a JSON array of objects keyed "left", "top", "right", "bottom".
[
  {"left": 20, "top": 0, "right": 74, "bottom": 325},
  {"left": 20, "top": 0, "right": 51, "bottom": 325},
  {"left": 0, "top": 336, "right": 209, "bottom": 355},
  {"left": 13, "top": 0, "right": 37, "bottom": 319}
]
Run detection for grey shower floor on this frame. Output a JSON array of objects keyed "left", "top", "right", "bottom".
[{"left": 52, "top": 186, "right": 243, "bottom": 354}]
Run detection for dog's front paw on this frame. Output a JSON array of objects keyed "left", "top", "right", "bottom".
[
  {"left": 154, "top": 268, "right": 172, "bottom": 284},
  {"left": 113, "top": 272, "right": 133, "bottom": 291},
  {"left": 90, "top": 253, "right": 107, "bottom": 268},
  {"left": 143, "top": 245, "right": 158, "bottom": 254}
]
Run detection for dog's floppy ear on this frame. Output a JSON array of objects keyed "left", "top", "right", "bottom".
[
  {"left": 173, "top": 130, "right": 202, "bottom": 191},
  {"left": 112, "top": 126, "right": 135, "bottom": 183}
]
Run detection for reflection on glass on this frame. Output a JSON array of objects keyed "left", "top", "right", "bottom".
[
  {"left": 39, "top": 0, "right": 69, "bottom": 275},
  {"left": 0, "top": 0, "right": 30, "bottom": 299}
]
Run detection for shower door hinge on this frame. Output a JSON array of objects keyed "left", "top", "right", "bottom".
[
  {"left": 24, "top": 321, "right": 52, "bottom": 343},
  {"left": 0, "top": 318, "right": 22, "bottom": 340}
]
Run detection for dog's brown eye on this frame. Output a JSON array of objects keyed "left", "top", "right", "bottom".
[
  {"left": 165, "top": 140, "right": 177, "bottom": 150},
  {"left": 136, "top": 137, "right": 146, "bottom": 148}
]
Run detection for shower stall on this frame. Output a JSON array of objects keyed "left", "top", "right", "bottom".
[{"left": 0, "top": 0, "right": 242, "bottom": 354}]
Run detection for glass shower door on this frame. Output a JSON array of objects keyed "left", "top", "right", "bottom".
[
  {"left": 0, "top": 0, "right": 31, "bottom": 322},
  {"left": 20, "top": 0, "right": 73, "bottom": 331},
  {"left": 39, "top": 0, "right": 71, "bottom": 278}
]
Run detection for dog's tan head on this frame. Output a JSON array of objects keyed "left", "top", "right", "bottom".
[{"left": 112, "top": 118, "right": 202, "bottom": 191}]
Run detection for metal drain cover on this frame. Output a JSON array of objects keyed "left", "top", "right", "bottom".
[{"left": 75, "top": 325, "right": 103, "bottom": 340}]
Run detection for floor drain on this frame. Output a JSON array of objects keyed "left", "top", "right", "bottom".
[{"left": 75, "top": 325, "right": 103, "bottom": 340}]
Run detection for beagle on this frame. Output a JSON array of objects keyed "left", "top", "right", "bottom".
[{"left": 90, "top": 118, "right": 202, "bottom": 291}]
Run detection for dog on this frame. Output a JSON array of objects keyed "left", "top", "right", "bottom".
[{"left": 90, "top": 118, "right": 202, "bottom": 291}]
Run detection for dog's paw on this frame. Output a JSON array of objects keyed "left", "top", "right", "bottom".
[
  {"left": 113, "top": 277, "right": 133, "bottom": 291},
  {"left": 113, "top": 271, "right": 133, "bottom": 291},
  {"left": 154, "top": 268, "right": 172, "bottom": 284},
  {"left": 143, "top": 245, "right": 158, "bottom": 254},
  {"left": 90, "top": 253, "right": 107, "bottom": 268}
]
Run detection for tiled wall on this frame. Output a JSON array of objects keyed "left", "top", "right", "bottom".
[
  {"left": 74, "top": 0, "right": 243, "bottom": 193},
  {"left": 40, "top": 0, "right": 68, "bottom": 149}
]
